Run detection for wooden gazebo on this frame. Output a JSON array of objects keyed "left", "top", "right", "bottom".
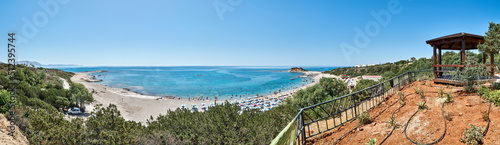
[{"left": 425, "top": 32, "right": 494, "bottom": 84}]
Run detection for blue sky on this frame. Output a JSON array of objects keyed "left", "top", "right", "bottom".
[{"left": 1, "top": 0, "right": 499, "bottom": 66}]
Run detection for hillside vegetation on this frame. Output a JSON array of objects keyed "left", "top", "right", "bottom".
[{"left": 326, "top": 51, "right": 498, "bottom": 80}]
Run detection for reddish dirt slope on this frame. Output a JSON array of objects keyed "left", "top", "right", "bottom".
[{"left": 311, "top": 81, "right": 500, "bottom": 145}]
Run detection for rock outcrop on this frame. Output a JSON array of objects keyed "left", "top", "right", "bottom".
[
  {"left": 289, "top": 67, "right": 307, "bottom": 72},
  {"left": 0, "top": 114, "right": 29, "bottom": 145}
]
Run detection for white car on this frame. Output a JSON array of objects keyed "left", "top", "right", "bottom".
[{"left": 68, "top": 107, "right": 81, "bottom": 115}]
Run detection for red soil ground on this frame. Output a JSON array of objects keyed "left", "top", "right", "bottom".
[{"left": 310, "top": 81, "right": 500, "bottom": 145}]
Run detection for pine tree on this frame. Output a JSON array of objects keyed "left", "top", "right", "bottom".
[{"left": 478, "top": 22, "right": 500, "bottom": 54}]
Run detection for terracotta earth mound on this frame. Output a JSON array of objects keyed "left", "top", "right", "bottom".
[{"left": 310, "top": 81, "right": 500, "bottom": 145}]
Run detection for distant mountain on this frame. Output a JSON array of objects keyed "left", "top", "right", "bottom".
[
  {"left": 42, "top": 64, "right": 80, "bottom": 67},
  {"left": 17, "top": 60, "right": 42, "bottom": 67},
  {"left": 0, "top": 60, "right": 80, "bottom": 68}
]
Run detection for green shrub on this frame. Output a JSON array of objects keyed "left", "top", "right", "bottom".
[
  {"left": 25, "top": 98, "right": 57, "bottom": 112},
  {"left": 414, "top": 87, "right": 421, "bottom": 95},
  {"left": 417, "top": 101, "right": 428, "bottom": 110},
  {"left": 493, "top": 82, "right": 500, "bottom": 90},
  {"left": 398, "top": 92, "right": 405, "bottom": 106},
  {"left": 386, "top": 117, "right": 397, "bottom": 128},
  {"left": 0, "top": 90, "right": 11, "bottom": 113},
  {"left": 288, "top": 78, "right": 347, "bottom": 108},
  {"left": 488, "top": 90, "right": 500, "bottom": 106},
  {"left": 438, "top": 88, "right": 444, "bottom": 98},
  {"left": 445, "top": 92, "right": 454, "bottom": 103},
  {"left": 398, "top": 92, "right": 404, "bottom": 101},
  {"left": 460, "top": 124, "right": 484, "bottom": 145},
  {"left": 357, "top": 113, "right": 371, "bottom": 124},
  {"left": 366, "top": 138, "right": 377, "bottom": 145},
  {"left": 482, "top": 112, "right": 489, "bottom": 122},
  {"left": 414, "top": 87, "right": 425, "bottom": 98},
  {"left": 456, "top": 57, "right": 490, "bottom": 93},
  {"left": 478, "top": 86, "right": 490, "bottom": 99}
]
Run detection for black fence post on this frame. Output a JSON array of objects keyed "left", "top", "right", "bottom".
[
  {"left": 390, "top": 79, "right": 394, "bottom": 88},
  {"left": 352, "top": 94, "right": 357, "bottom": 117},
  {"left": 413, "top": 72, "right": 416, "bottom": 82},
  {"left": 300, "top": 112, "right": 305, "bottom": 145},
  {"left": 296, "top": 116, "right": 299, "bottom": 144}
]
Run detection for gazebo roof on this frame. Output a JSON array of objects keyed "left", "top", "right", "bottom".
[{"left": 425, "top": 32, "right": 484, "bottom": 50}]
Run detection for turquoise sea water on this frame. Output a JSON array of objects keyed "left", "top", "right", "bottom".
[{"left": 56, "top": 66, "right": 342, "bottom": 99}]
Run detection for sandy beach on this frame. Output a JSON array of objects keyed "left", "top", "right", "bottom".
[{"left": 71, "top": 71, "right": 338, "bottom": 123}]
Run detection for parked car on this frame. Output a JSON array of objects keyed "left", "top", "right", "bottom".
[{"left": 68, "top": 107, "right": 81, "bottom": 115}]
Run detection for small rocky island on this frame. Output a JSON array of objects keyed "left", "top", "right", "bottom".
[{"left": 289, "top": 67, "right": 307, "bottom": 72}]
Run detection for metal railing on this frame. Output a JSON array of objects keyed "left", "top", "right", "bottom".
[{"left": 272, "top": 70, "right": 432, "bottom": 145}]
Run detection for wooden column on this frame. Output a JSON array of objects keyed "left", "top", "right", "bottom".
[
  {"left": 438, "top": 47, "right": 442, "bottom": 77},
  {"left": 433, "top": 44, "right": 437, "bottom": 79},
  {"left": 461, "top": 40, "right": 465, "bottom": 65}
]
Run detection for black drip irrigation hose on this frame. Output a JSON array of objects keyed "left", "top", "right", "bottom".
[
  {"left": 379, "top": 94, "right": 406, "bottom": 145},
  {"left": 403, "top": 94, "right": 447, "bottom": 145},
  {"left": 332, "top": 92, "right": 409, "bottom": 145},
  {"left": 483, "top": 102, "right": 492, "bottom": 136},
  {"left": 453, "top": 94, "right": 492, "bottom": 137}
]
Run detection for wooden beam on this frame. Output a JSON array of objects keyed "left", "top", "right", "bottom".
[
  {"left": 433, "top": 38, "right": 464, "bottom": 45},
  {"left": 440, "top": 47, "right": 478, "bottom": 50},
  {"left": 448, "top": 41, "right": 456, "bottom": 49},
  {"left": 432, "top": 64, "right": 465, "bottom": 67},
  {"left": 464, "top": 37, "right": 485, "bottom": 43}
]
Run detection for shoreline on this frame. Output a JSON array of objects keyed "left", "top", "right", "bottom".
[{"left": 72, "top": 70, "right": 338, "bottom": 123}]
